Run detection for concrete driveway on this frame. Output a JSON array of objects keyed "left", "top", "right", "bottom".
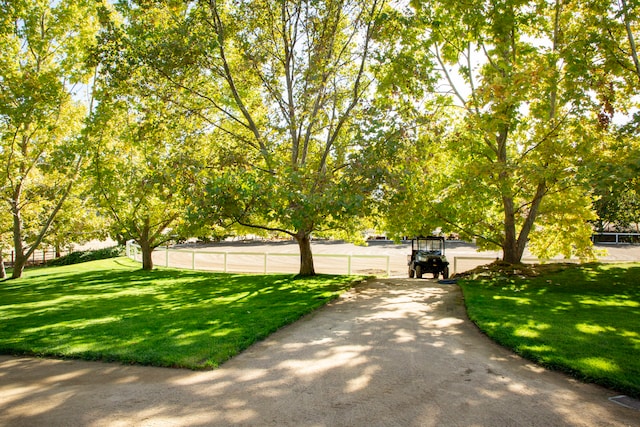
[{"left": 0, "top": 279, "right": 638, "bottom": 426}]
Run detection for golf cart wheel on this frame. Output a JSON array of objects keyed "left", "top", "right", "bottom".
[
  {"left": 433, "top": 272, "right": 439, "bottom": 279},
  {"left": 409, "top": 267, "right": 415, "bottom": 278},
  {"left": 443, "top": 266, "right": 450, "bottom": 279},
  {"left": 416, "top": 265, "right": 423, "bottom": 279}
]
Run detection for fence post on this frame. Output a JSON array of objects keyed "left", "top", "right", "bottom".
[
  {"left": 264, "top": 253, "right": 268, "bottom": 274},
  {"left": 348, "top": 254, "right": 352, "bottom": 275},
  {"left": 224, "top": 252, "right": 228, "bottom": 273},
  {"left": 192, "top": 250, "right": 195, "bottom": 270},
  {"left": 386, "top": 256, "right": 390, "bottom": 277}
]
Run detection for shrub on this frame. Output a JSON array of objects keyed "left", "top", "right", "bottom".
[{"left": 46, "top": 246, "right": 124, "bottom": 266}]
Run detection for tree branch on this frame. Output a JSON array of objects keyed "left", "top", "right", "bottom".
[{"left": 208, "top": 0, "right": 271, "bottom": 168}]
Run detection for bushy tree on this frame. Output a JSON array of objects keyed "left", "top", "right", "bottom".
[
  {"left": 111, "top": 0, "right": 389, "bottom": 275},
  {"left": 0, "top": 0, "right": 101, "bottom": 278},
  {"left": 88, "top": 92, "right": 206, "bottom": 270},
  {"left": 592, "top": 122, "right": 640, "bottom": 232},
  {"left": 89, "top": 3, "right": 221, "bottom": 270},
  {"left": 381, "top": 0, "right": 610, "bottom": 262}
]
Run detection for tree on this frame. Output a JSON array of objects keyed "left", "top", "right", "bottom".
[
  {"left": 592, "top": 121, "right": 640, "bottom": 232},
  {"left": 567, "top": 0, "right": 640, "bottom": 234},
  {"left": 584, "top": 0, "right": 640, "bottom": 89},
  {"left": 88, "top": 91, "right": 205, "bottom": 270},
  {"left": 382, "top": 0, "right": 604, "bottom": 263},
  {"left": 0, "top": 0, "right": 102, "bottom": 278},
  {"left": 551, "top": 0, "right": 639, "bottom": 136},
  {"left": 41, "top": 190, "right": 110, "bottom": 256},
  {"left": 118, "top": 0, "right": 389, "bottom": 275},
  {"left": 90, "top": 3, "right": 220, "bottom": 270}
]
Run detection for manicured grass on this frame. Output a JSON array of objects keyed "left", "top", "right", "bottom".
[
  {"left": 460, "top": 263, "right": 640, "bottom": 397},
  {"left": 0, "top": 257, "right": 362, "bottom": 369}
]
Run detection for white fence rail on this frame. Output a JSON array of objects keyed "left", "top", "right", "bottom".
[
  {"left": 126, "top": 241, "right": 390, "bottom": 276},
  {"left": 126, "top": 241, "right": 627, "bottom": 278},
  {"left": 592, "top": 233, "right": 640, "bottom": 245}
]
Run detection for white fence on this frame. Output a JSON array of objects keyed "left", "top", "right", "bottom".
[
  {"left": 125, "top": 241, "right": 625, "bottom": 278},
  {"left": 592, "top": 232, "right": 640, "bottom": 245},
  {"left": 126, "top": 241, "right": 391, "bottom": 276}
]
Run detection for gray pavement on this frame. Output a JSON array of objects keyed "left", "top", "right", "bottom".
[{"left": 1, "top": 279, "right": 638, "bottom": 426}]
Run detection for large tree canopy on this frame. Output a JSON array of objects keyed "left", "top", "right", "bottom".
[
  {"left": 109, "top": 0, "right": 389, "bottom": 275},
  {"left": 0, "top": 0, "right": 101, "bottom": 278},
  {"left": 3, "top": 0, "right": 638, "bottom": 276},
  {"left": 381, "top": 0, "right": 617, "bottom": 263},
  {"left": 574, "top": 0, "right": 640, "bottom": 233},
  {"left": 88, "top": 95, "right": 204, "bottom": 270},
  {"left": 89, "top": 4, "right": 214, "bottom": 270}
]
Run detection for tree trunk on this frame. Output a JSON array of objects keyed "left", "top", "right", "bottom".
[
  {"left": 295, "top": 231, "right": 315, "bottom": 276},
  {"left": 502, "top": 195, "right": 522, "bottom": 264},
  {"left": 620, "top": 0, "right": 640, "bottom": 84},
  {"left": 141, "top": 244, "right": 154, "bottom": 270},
  {"left": 0, "top": 252, "right": 6, "bottom": 279},
  {"left": 139, "top": 220, "right": 155, "bottom": 270},
  {"left": 11, "top": 253, "right": 27, "bottom": 280},
  {"left": 139, "top": 239, "right": 154, "bottom": 270},
  {"left": 502, "top": 181, "right": 547, "bottom": 264},
  {"left": 515, "top": 181, "right": 547, "bottom": 260},
  {"left": 11, "top": 198, "right": 27, "bottom": 279},
  {"left": 501, "top": 4, "right": 555, "bottom": 265},
  {"left": 497, "top": 118, "right": 523, "bottom": 264},
  {"left": 9, "top": 159, "right": 79, "bottom": 279}
]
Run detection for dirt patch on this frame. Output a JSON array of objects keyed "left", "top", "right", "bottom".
[{"left": 455, "top": 260, "right": 581, "bottom": 279}]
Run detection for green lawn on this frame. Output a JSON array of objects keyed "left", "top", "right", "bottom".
[
  {"left": 0, "top": 257, "right": 362, "bottom": 369},
  {"left": 460, "top": 262, "right": 640, "bottom": 397}
]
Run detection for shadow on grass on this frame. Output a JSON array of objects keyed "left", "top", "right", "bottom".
[
  {"left": 460, "top": 263, "right": 640, "bottom": 397},
  {"left": 0, "top": 258, "right": 357, "bottom": 369},
  {"left": 6, "top": 279, "right": 639, "bottom": 427}
]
